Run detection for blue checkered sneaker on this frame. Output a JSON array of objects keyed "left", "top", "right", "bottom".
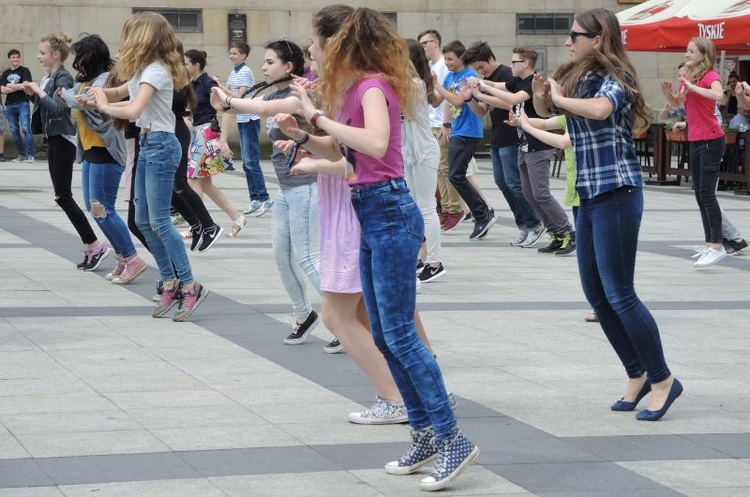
[
  {"left": 384, "top": 427, "right": 438, "bottom": 475},
  {"left": 420, "top": 429, "right": 479, "bottom": 491}
]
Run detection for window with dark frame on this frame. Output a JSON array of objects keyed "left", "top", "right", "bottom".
[
  {"left": 517, "top": 14, "right": 573, "bottom": 35},
  {"left": 381, "top": 12, "right": 397, "bottom": 27},
  {"left": 132, "top": 8, "right": 202, "bottom": 33}
]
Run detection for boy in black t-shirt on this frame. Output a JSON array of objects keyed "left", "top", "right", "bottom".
[
  {"left": 469, "top": 46, "right": 573, "bottom": 254},
  {"left": 0, "top": 49, "right": 34, "bottom": 162}
]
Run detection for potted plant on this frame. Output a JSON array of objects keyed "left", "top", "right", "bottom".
[
  {"left": 722, "top": 123, "right": 738, "bottom": 145},
  {"left": 663, "top": 121, "right": 687, "bottom": 142}
]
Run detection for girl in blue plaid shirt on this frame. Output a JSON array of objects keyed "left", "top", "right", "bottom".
[{"left": 534, "top": 8, "right": 682, "bottom": 422}]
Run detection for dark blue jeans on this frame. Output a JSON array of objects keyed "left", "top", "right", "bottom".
[
  {"left": 5, "top": 102, "right": 34, "bottom": 158},
  {"left": 448, "top": 136, "right": 491, "bottom": 222},
  {"left": 135, "top": 132, "right": 193, "bottom": 284},
  {"left": 82, "top": 160, "right": 136, "bottom": 258},
  {"left": 689, "top": 137, "right": 725, "bottom": 244},
  {"left": 352, "top": 179, "right": 456, "bottom": 440},
  {"left": 576, "top": 186, "right": 670, "bottom": 383},
  {"left": 237, "top": 119, "right": 269, "bottom": 202},
  {"left": 491, "top": 145, "right": 540, "bottom": 229}
]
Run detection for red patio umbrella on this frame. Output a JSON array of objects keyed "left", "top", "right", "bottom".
[{"left": 617, "top": 0, "right": 750, "bottom": 54}]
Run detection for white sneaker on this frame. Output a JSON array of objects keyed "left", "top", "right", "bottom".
[
  {"left": 691, "top": 246, "right": 708, "bottom": 259},
  {"left": 27, "top": 156, "right": 35, "bottom": 163},
  {"left": 520, "top": 225, "right": 545, "bottom": 248},
  {"left": 694, "top": 247, "right": 727, "bottom": 268},
  {"left": 510, "top": 230, "right": 529, "bottom": 246},
  {"left": 11, "top": 156, "right": 26, "bottom": 163},
  {"left": 255, "top": 199, "right": 273, "bottom": 217},
  {"left": 243, "top": 200, "right": 261, "bottom": 215}
]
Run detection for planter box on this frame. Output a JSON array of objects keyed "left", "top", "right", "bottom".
[{"left": 665, "top": 129, "right": 687, "bottom": 142}]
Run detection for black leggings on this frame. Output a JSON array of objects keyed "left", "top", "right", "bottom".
[{"left": 47, "top": 135, "right": 98, "bottom": 245}]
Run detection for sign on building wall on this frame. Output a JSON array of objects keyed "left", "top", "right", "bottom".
[{"left": 229, "top": 14, "right": 247, "bottom": 44}]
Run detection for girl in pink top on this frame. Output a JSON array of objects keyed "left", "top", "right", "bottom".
[
  {"left": 277, "top": 7, "right": 478, "bottom": 492},
  {"left": 663, "top": 37, "right": 727, "bottom": 268}
]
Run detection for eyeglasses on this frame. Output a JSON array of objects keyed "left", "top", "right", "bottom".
[
  {"left": 569, "top": 31, "right": 597, "bottom": 43},
  {"left": 510, "top": 60, "right": 526, "bottom": 65},
  {"left": 420, "top": 39, "right": 436, "bottom": 46}
]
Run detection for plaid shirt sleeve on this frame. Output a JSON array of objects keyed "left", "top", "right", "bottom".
[{"left": 570, "top": 73, "right": 642, "bottom": 200}]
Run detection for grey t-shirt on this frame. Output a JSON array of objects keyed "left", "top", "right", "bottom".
[
  {"left": 264, "top": 87, "right": 316, "bottom": 188},
  {"left": 128, "top": 61, "right": 175, "bottom": 132}
]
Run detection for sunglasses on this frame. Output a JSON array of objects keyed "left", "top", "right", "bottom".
[
  {"left": 510, "top": 60, "right": 526, "bottom": 65},
  {"left": 420, "top": 39, "right": 436, "bottom": 46},
  {"left": 570, "top": 31, "right": 597, "bottom": 43}
]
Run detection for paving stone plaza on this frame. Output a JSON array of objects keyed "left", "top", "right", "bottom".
[{"left": 1, "top": 159, "right": 749, "bottom": 496}]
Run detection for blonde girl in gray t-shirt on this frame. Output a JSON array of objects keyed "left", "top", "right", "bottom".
[{"left": 89, "top": 12, "right": 208, "bottom": 322}]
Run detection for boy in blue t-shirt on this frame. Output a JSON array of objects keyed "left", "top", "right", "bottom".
[{"left": 434, "top": 40, "right": 495, "bottom": 241}]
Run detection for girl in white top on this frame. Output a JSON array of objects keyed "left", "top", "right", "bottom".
[{"left": 89, "top": 12, "right": 208, "bottom": 322}]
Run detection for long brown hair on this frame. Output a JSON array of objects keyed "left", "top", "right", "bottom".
[
  {"left": 407, "top": 38, "right": 435, "bottom": 106},
  {"left": 316, "top": 8, "right": 417, "bottom": 120},
  {"left": 554, "top": 8, "right": 651, "bottom": 134},
  {"left": 686, "top": 37, "right": 716, "bottom": 84}
]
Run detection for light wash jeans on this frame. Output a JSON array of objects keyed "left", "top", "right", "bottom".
[
  {"left": 237, "top": 119, "right": 269, "bottom": 202},
  {"left": 82, "top": 160, "right": 136, "bottom": 258},
  {"left": 491, "top": 145, "right": 540, "bottom": 229},
  {"left": 135, "top": 132, "right": 193, "bottom": 284},
  {"left": 404, "top": 164, "right": 442, "bottom": 264},
  {"left": 5, "top": 101, "right": 34, "bottom": 158},
  {"left": 272, "top": 183, "right": 321, "bottom": 319},
  {"left": 352, "top": 178, "right": 456, "bottom": 441}
]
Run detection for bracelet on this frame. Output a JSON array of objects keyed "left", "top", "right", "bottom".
[
  {"left": 226, "top": 96, "right": 233, "bottom": 108},
  {"left": 464, "top": 96, "right": 473, "bottom": 103},
  {"left": 294, "top": 132, "right": 310, "bottom": 145},
  {"left": 310, "top": 109, "right": 325, "bottom": 128}
]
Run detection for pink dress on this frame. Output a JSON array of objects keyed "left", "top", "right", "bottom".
[{"left": 318, "top": 172, "right": 361, "bottom": 293}]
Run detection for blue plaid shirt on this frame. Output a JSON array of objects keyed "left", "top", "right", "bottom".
[{"left": 567, "top": 71, "right": 641, "bottom": 200}]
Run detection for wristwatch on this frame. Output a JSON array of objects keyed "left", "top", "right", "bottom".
[
  {"left": 294, "top": 132, "right": 310, "bottom": 145},
  {"left": 310, "top": 109, "right": 325, "bottom": 128},
  {"left": 442, "top": 122, "right": 452, "bottom": 129}
]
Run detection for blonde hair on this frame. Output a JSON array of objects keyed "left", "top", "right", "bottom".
[
  {"left": 115, "top": 12, "right": 188, "bottom": 90},
  {"left": 41, "top": 32, "right": 73, "bottom": 62},
  {"left": 554, "top": 8, "right": 651, "bottom": 134},
  {"left": 687, "top": 37, "right": 716, "bottom": 84},
  {"left": 317, "top": 8, "right": 417, "bottom": 120}
]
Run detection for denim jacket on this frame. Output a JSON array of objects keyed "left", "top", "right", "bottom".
[{"left": 33, "top": 66, "right": 76, "bottom": 137}]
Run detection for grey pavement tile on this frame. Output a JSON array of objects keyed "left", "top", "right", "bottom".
[
  {"left": 538, "top": 491, "right": 683, "bottom": 497},
  {"left": 0, "top": 433, "right": 31, "bottom": 460},
  {"left": 103, "top": 390, "right": 236, "bottom": 410},
  {"left": 59, "top": 479, "right": 227, "bottom": 497},
  {"left": 350, "top": 466, "right": 530, "bottom": 496},
  {"left": 0, "top": 351, "right": 69, "bottom": 380},
  {"left": 678, "top": 489, "right": 750, "bottom": 497},
  {"left": 0, "top": 488, "right": 65, "bottom": 496},
  {"left": 682, "top": 433, "right": 750, "bottom": 458},
  {"left": 38, "top": 453, "right": 200, "bottom": 486},
  {"left": 563, "top": 434, "right": 728, "bottom": 462},
  {"left": 617, "top": 459, "right": 750, "bottom": 490},
  {"left": 124, "top": 405, "right": 267, "bottom": 430},
  {"left": 0, "top": 376, "right": 94, "bottom": 398},
  {"left": 210, "top": 472, "right": 383, "bottom": 497},
  {"left": 486, "top": 461, "right": 672, "bottom": 494},
  {"left": 276, "top": 421, "right": 409, "bottom": 446},
  {"left": 0, "top": 410, "right": 141, "bottom": 435},
  {"left": 149, "top": 424, "right": 302, "bottom": 452},
  {"left": 0, "top": 394, "right": 116, "bottom": 416},
  {"left": 0, "top": 459, "right": 53, "bottom": 488},
  {"left": 310, "top": 442, "right": 412, "bottom": 471},
  {"left": 179, "top": 447, "right": 339, "bottom": 477},
  {"left": 14, "top": 430, "right": 170, "bottom": 458}
]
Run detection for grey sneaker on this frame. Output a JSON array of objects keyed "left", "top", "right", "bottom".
[
  {"left": 520, "top": 225, "right": 545, "bottom": 248},
  {"left": 510, "top": 230, "right": 528, "bottom": 246},
  {"left": 172, "top": 283, "right": 209, "bottom": 322},
  {"left": 255, "top": 199, "right": 273, "bottom": 217},
  {"left": 152, "top": 282, "right": 182, "bottom": 318},
  {"left": 11, "top": 156, "right": 27, "bottom": 163},
  {"left": 420, "top": 429, "right": 480, "bottom": 492},
  {"left": 385, "top": 427, "right": 438, "bottom": 475},
  {"left": 348, "top": 396, "right": 408, "bottom": 425},
  {"left": 243, "top": 200, "right": 261, "bottom": 215},
  {"left": 27, "top": 156, "right": 35, "bottom": 163}
]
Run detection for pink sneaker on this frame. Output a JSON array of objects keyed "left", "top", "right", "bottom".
[
  {"left": 172, "top": 283, "right": 208, "bottom": 322},
  {"left": 106, "top": 256, "right": 126, "bottom": 281},
  {"left": 112, "top": 256, "right": 147, "bottom": 285}
]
